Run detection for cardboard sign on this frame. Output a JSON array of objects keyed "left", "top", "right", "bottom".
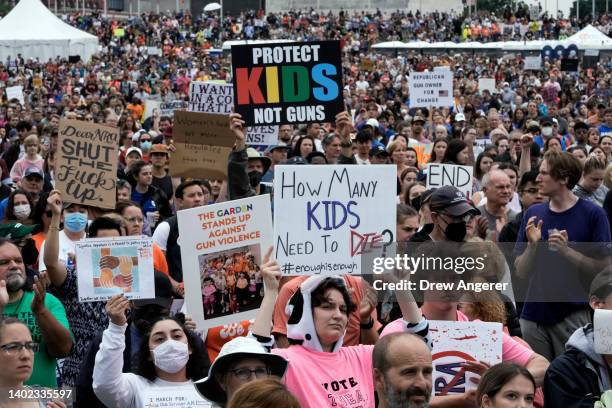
[
  {"left": 594, "top": 309, "right": 612, "bottom": 354},
  {"left": 173, "top": 111, "right": 235, "bottom": 147},
  {"left": 76, "top": 236, "right": 155, "bottom": 302},
  {"left": 187, "top": 84, "right": 280, "bottom": 146},
  {"left": 430, "top": 320, "right": 503, "bottom": 396},
  {"left": 178, "top": 195, "right": 273, "bottom": 329},
  {"left": 172, "top": 111, "right": 234, "bottom": 180},
  {"left": 409, "top": 71, "right": 453, "bottom": 108},
  {"left": 143, "top": 385, "right": 212, "bottom": 407},
  {"left": 189, "top": 81, "right": 234, "bottom": 114},
  {"left": 523, "top": 56, "right": 542, "bottom": 70},
  {"left": 6, "top": 85, "right": 24, "bottom": 105},
  {"left": 55, "top": 120, "right": 119, "bottom": 209},
  {"left": 246, "top": 125, "right": 279, "bottom": 146},
  {"left": 426, "top": 163, "right": 474, "bottom": 199},
  {"left": 32, "top": 77, "right": 43, "bottom": 88},
  {"left": 478, "top": 78, "right": 496, "bottom": 94},
  {"left": 231, "top": 41, "right": 344, "bottom": 126},
  {"left": 273, "top": 165, "right": 396, "bottom": 275}
]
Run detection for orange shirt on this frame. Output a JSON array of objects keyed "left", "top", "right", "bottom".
[
  {"left": 153, "top": 243, "right": 169, "bottom": 276},
  {"left": 33, "top": 231, "right": 45, "bottom": 252},
  {"left": 205, "top": 320, "right": 252, "bottom": 362}
]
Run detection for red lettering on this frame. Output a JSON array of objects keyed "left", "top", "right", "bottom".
[{"left": 236, "top": 67, "right": 265, "bottom": 104}]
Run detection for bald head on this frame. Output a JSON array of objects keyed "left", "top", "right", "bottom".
[
  {"left": 482, "top": 169, "right": 513, "bottom": 206},
  {"left": 373, "top": 333, "right": 433, "bottom": 408}
]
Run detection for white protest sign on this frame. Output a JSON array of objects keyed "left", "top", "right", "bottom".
[
  {"left": 274, "top": 165, "right": 396, "bottom": 275},
  {"left": 178, "top": 195, "right": 273, "bottom": 329},
  {"left": 430, "top": 320, "right": 503, "bottom": 397},
  {"left": 594, "top": 309, "right": 612, "bottom": 354},
  {"left": 142, "top": 386, "right": 212, "bottom": 407},
  {"left": 246, "top": 125, "right": 279, "bottom": 146},
  {"left": 6, "top": 86, "right": 24, "bottom": 105},
  {"left": 426, "top": 163, "right": 474, "bottom": 199},
  {"left": 478, "top": 78, "right": 496, "bottom": 94},
  {"left": 159, "top": 100, "right": 188, "bottom": 118},
  {"left": 76, "top": 236, "right": 155, "bottom": 302},
  {"left": 524, "top": 56, "right": 542, "bottom": 70},
  {"left": 146, "top": 46, "right": 162, "bottom": 56},
  {"left": 409, "top": 70, "right": 453, "bottom": 108},
  {"left": 142, "top": 99, "right": 160, "bottom": 122},
  {"left": 189, "top": 81, "right": 234, "bottom": 114}
]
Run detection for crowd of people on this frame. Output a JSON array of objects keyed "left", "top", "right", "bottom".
[{"left": 0, "top": 3, "right": 611, "bottom": 408}]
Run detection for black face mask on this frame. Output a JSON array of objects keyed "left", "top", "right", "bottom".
[
  {"left": 21, "top": 239, "right": 39, "bottom": 266},
  {"left": 444, "top": 221, "right": 467, "bottom": 242},
  {"left": 248, "top": 170, "right": 263, "bottom": 188}
]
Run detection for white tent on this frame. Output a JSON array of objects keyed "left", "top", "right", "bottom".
[
  {"left": 565, "top": 25, "right": 612, "bottom": 48},
  {"left": 0, "top": 0, "right": 99, "bottom": 61}
]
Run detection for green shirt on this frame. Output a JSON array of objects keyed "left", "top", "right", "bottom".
[{"left": 2, "top": 291, "right": 71, "bottom": 387}]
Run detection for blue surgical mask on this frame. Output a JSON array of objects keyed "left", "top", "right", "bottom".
[
  {"left": 64, "top": 212, "right": 88, "bottom": 233},
  {"left": 141, "top": 141, "right": 152, "bottom": 151}
]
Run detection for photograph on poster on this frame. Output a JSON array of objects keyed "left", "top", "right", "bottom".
[{"left": 198, "top": 244, "right": 263, "bottom": 319}]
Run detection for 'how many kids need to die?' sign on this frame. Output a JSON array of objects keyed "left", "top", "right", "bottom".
[
  {"left": 273, "top": 165, "right": 396, "bottom": 276},
  {"left": 231, "top": 41, "right": 344, "bottom": 126}
]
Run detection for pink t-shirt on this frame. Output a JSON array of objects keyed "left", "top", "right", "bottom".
[
  {"left": 381, "top": 310, "right": 534, "bottom": 365},
  {"left": 272, "top": 344, "right": 375, "bottom": 408}
]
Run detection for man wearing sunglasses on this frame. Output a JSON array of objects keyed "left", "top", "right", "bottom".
[
  {"left": 0, "top": 238, "right": 72, "bottom": 387},
  {"left": 428, "top": 186, "right": 480, "bottom": 243}
]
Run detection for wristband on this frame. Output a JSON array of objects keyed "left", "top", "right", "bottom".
[{"left": 360, "top": 317, "right": 374, "bottom": 330}]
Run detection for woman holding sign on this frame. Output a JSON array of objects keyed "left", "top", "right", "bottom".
[
  {"left": 248, "top": 248, "right": 431, "bottom": 408},
  {"left": 92, "top": 295, "right": 211, "bottom": 408}
]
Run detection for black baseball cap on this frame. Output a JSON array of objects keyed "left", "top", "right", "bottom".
[
  {"left": 590, "top": 267, "right": 612, "bottom": 299},
  {"left": 540, "top": 116, "right": 554, "bottom": 126},
  {"left": 369, "top": 145, "right": 389, "bottom": 157},
  {"left": 429, "top": 186, "right": 480, "bottom": 217},
  {"left": 132, "top": 271, "right": 173, "bottom": 308}
]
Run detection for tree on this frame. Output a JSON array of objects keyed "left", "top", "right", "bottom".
[{"left": 569, "top": 0, "right": 609, "bottom": 19}]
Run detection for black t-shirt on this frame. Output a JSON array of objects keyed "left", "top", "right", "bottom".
[{"left": 152, "top": 174, "right": 173, "bottom": 200}]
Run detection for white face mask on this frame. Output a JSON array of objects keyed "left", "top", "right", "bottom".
[
  {"left": 152, "top": 339, "right": 189, "bottom": 374},
  {"left": 542, "top": 126, "right": 553, "bottom": 137},
  {"left": 13, "top": 204, "right": 31, "bottom": 220}
]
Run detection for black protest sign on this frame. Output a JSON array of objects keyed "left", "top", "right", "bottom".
[
  {"left": 56, "top": 120, "right": 119, "bottom": 209},
  {"left": 231, "top": 41, "right": 344, "bottom": 126}
]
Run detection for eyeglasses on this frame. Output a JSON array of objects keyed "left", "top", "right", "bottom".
[
  {"left": 0, "top": 342, "right": 38, "bottom": 355},
  {"left": 125, "top": 216, "right": 144, "bottom": 224},
  {"left": 140, "top": 138, "right": 152, "bottom": 142},
  {"left": 230, "top": 367, "right": 270, "bottom": 380}
]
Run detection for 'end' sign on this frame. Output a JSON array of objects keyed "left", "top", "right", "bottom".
[{"left": 426, "top": 163, "right": 473, "bottom": 199}]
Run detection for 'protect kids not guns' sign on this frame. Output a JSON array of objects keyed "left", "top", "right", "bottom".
[{"left": 231, "top": 41, "right": 344, "bottom": 126}]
